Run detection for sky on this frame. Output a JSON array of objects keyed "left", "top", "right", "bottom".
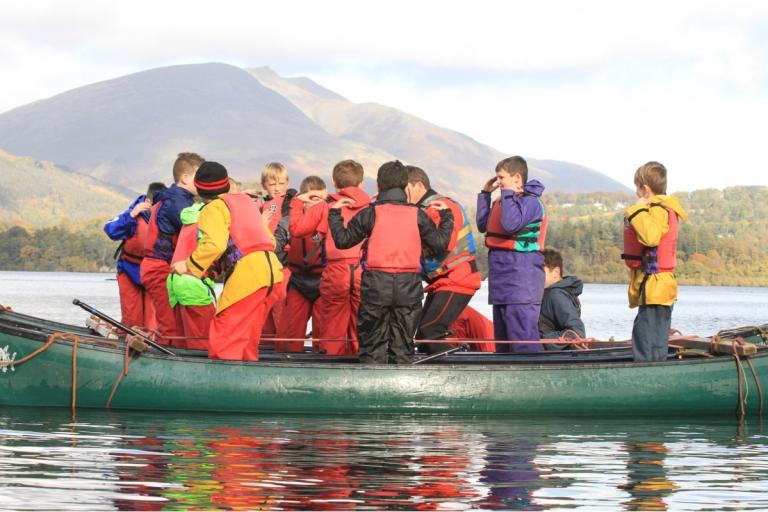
[{"left": 2, "top": 0, "right": 767, "bottom": 192}]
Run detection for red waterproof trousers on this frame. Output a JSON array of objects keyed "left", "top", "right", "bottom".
[
  {"left": 261, "top": 268, "right": 289, "bottom": 338},
  {"left": 448, "top": 305, "right": 496, "bottom": 352},
  {"left": 208, "top": 287, "right": 269, "bottom": 361},
  {"left": 116, "top": 272, "right": 157, "bottom": 331},
  {"left": 139, "top": 258, "right": 181, "bottom": 341},
  {"left": 275, "top": 287, "right": 315, "bottom": 352},
  {"left": 177, "top": 304, "right": 215, "bottom": 350},
  {"left": 313, "top": 261, "right": 360, "bottom": 356}
]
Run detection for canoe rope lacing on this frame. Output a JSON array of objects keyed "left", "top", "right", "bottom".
[
  {"left": 6, "top": 332, "right": 82, "bottom": 411},
  {"left": 719, "top": 335, "right": 764, "bottom": 417}
]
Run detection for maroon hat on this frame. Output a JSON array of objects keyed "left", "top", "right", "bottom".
[{"left": 194, "top": 161, "right": 230, "bottom": 198}]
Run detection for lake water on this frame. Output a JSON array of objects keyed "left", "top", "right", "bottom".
[{"left": 2, "top": 271, "right": 768, "bottom": 510}]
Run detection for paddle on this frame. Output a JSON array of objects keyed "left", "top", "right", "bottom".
[
  {"left": 413, "top": 343, "right": 469, "bottom": 365},
  {"left": 72, "top": 299, "right": 175, "bottom": 356}
]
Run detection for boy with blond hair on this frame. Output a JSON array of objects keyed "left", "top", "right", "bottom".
[
  {"left": 141, "top": 152, "right": 203, "bottom": 342},
  {"left": 290, "top": 160, "right": 371, "bottom": 355},
  {"left": 622, "top": 161, "right": 688, "bottom": 362}
]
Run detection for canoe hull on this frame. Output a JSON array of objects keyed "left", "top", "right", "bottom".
[{"left": 2, "top": 328, "right": 765, "bottom": 415}]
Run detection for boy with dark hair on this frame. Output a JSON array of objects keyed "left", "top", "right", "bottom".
[
  {"left": 539, "top": 248, "right": 586, "bottom": 349},
  {"left": 622, "top": 161, "right": 688, "bottom": 362},
  {"left": 329, "top": 160, "right": 454, "bottom": 364},
  {"left": 404, "top": 165, "right": 481, "bottom": 354},
  {"left": 172, "top": 161, "right": 284, "bottom": 361},
  {"left": 104, "top": 182, "right": 166, "bottom": 330},
  {"left": 141, "top": 152, "right": 203, "bottom": 342},
  {"left": 275, "top": 176, "right": 328, "bottom": 352},
  {"left": 476, "top": 156, "right": 547, "bottom": 353},
  {"left": 289, "top": 159, "right": 371, "bottom": 355}
]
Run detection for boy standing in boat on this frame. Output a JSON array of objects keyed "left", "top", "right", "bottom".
[
  {"left": 104, "top": 182, "right": 166, "bottom": 330},
  {"left": 274, "top": 176, "right": 328, "bottom": 352},
  {"left": 289, "top": 160, "right": 371, "bottom": 356},
  {"left": 476, "top": 156, "right": 547, "bottom": 353},
  {"left": 172, "top": 162, "right": 283, "bottom": 361},
  {"left": 539, "top": 248, "right": 586, "bottom": 349},
  {"left": 404, "top": 165, "right": 481, "bottom": 355},
  {"left": 329, "top": 160, "right": 454, "bottom": 364},
  {"left": 141, "top": 152, "right": 203, "bottom": 342},
  {"left": 622, "top": 161, "right": 688, "bottom": 362}
]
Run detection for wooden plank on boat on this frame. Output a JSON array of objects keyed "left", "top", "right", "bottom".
[{"left": 673, "top": 337, "right": 757, "bottom": 356}]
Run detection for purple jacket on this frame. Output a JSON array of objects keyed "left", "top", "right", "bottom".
[{"left": 476, "top": 180, "right": 545, "bottom": 305}]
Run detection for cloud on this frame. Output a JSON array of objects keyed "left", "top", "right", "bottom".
[{"left": 1, "top": 0, "right": 767, "bottom": 190}]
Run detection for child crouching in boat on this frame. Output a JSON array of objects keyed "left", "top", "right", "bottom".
[
  {"left": 538, "top": 248, "right": 586, "bottom": 350},
  {"left": 171, "top": 162, "right": 283, "bottom": 361},
  {"left": 622, "top": 161, "right": 688, "bottom": 362}
]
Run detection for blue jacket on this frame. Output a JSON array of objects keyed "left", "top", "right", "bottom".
[
  {"left": 103, "top": 195, "right": 149, "bottom": 285},
  {"left": 476, "top": 180, "right": 546, "bottom": 305},
  {"left": 149, "top": 184, "right": 195, "bottom": 262}
]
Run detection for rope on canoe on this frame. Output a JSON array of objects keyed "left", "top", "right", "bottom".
[
  {"left": 105, "top": 336, "right": 137, "bottom": 409},
  {"left": 724, "top": 335, "right": 764, "bottom": 417},
  {"left": 7, "top": 332, "right": 83, "bottom": 411}
]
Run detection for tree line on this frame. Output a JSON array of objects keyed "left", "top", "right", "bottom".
[{"left": 2, "top": 186, "right": 767, "bottom": 286}]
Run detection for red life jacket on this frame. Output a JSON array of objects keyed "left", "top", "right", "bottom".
[
  {"left": 261, "top": 195, "right": 284, "bottom": 233},
  {"left": 143, "top": 201, "right": 178, "bottom": 261},
  {"left": 420, "top": 194, "right": 477, "bottom": 280},
  {"left": 287, "top": 231, "right": 325, "bottom": 275},
  {"left": 622, "top": 205, "right": 679, "bottom": 273},
  {"left": 364, "top": 203, "right": 421, "bottom": 273},
  {"left": 120, "top": 215, "right": 149, "bottom": 265},
  {"left": 485, "top": 196, "right": 547, "bottom": 251},
  {"left": 171, "top": 223, "right": 199, "bottom": 265}
]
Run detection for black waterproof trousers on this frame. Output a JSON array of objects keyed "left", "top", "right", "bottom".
[
  {"left": 416, "top": 290, "right": 473, "bottom": 354},
  {"left": 632, "top": 305, "right": 672, "bottom": 362}
]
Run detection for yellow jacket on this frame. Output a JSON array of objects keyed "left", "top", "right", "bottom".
[
  {"left": 186, "top": 199, "right": 283, "bottom": 313},
  {"left": 624, "top": 195, "right": 688, "bottom": 308}
]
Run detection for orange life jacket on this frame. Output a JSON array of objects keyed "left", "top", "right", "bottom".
[
  {"left": 120, "top": 215, "right": 150, "bottom": 265},
  {"left": 420, "top": 194, "right": 477, "bottom": 280},
  {"left": 215, "top": 193, "right": 275, "bottom": 278},
  {"left": 171, "top": 223, "right": 199, "bottom": 265},
  {"left": 622, "top": 205, "right": 679, "bottom": 273},
  {"left": 286, "top": 231, "right": 325, "bottom": 275},
  {"left": 364, "top": 203, "right": 421, "bottom": 273},
  {"left": 143, "top": 201, "right": 178, "bottom": 261},
  {"left": 485, "top": 196, "right": 547, "bottom": 251}
]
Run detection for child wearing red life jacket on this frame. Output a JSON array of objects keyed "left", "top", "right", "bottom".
[
  {"left": 329, "top": 161, "right": 454, "bottom": 364},
  {"left": 259, "top": 162, "right": 291, "bottom": 340},
  {"left": 476, "top": 156, "right": 547, "bottom": 353},
  {"left": 140, "top": 153, "right": 203, "bottom": 342},
  {"left": 289, "top": 160, "right": 371, "bottom": 356},
  {"left": 165, "top": 202, "right": 216, "bottom": 350},
  {"left": 104, "top": 182, "right": 166, "bottom": 330},
  {"left": 404, "top": 165, "right": 482, "bottom": 355},
  {"left": 622, "top": 161, "right": 688, "bottom": 362},
  {"left": 274, "top": 176, "right": 328, "bottom": 352},
  {"left": 171, "top": 162, "right": 283, "bottom": 361}
]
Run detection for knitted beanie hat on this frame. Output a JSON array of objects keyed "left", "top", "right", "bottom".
[{"left": 194, "top": 161, "right": 230, "bottom": 198}]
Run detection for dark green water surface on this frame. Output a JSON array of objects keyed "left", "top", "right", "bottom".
[{"left": 2, "top": 408, "right": 767, "bottom": 510}]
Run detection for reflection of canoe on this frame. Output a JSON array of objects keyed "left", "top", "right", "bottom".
[{"left": 2, "top": 308, "right": 767, "bottom": 415}]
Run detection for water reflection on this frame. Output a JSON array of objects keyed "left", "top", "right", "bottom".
[{"left": 1, "top": 409, "right": 768, "bottom": 510}]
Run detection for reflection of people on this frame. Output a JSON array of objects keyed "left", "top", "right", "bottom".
[
  {"left": 621, "top": 441, "right": 678, "bottom": 510},
  {"left": 622, "top": 161, "right": 688, "bottom": 362},
  {"left": 539, "top": 248, "right": 586, "bottom": 350},
  {"left": 480, "top": 435, "right": 543, "bottom": 510}
]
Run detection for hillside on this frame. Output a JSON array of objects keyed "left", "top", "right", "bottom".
[
  {"left": 0, "top": 149, "right": 131, "bottom": 227},
  {"left": 0, "top": 63, "right": 627, "bottom": 203}
]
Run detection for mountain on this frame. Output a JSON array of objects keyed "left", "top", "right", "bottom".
[
  {"left": 0, "top": 63, "right": 628, "bottom": 203},
  {"left": 0, "top": 149, "right": 131, "bottom": 227}
]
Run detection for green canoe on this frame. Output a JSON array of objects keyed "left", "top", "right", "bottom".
[{"left": 1, "top": 308, "right": 766, "bottom": 415}]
